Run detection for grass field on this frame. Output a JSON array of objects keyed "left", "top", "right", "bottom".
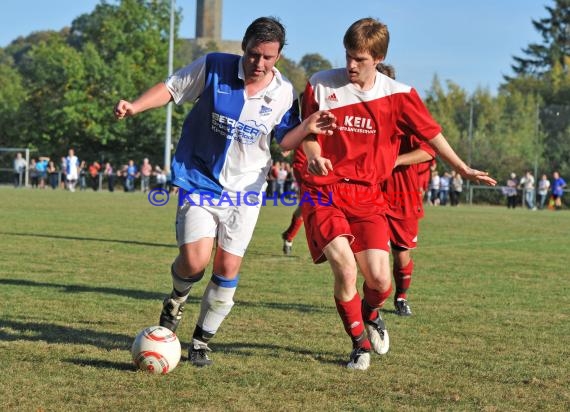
[{"left": 1, "top": 187, "right": 569, "bottom": 411}]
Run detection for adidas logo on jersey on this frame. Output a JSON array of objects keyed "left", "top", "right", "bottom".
[
  {"left": 326, "top": 92, "right": 338, "bottom": 102},
  {"left": 259, "top": 105, "right": 272, "bottom": 116}
]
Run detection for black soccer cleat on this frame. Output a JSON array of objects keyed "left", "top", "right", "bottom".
[
  {"left": 189, "top": 340, "right": 213, "bottom": 367},
  {"left": 159, "top": 295, "right": 186, "bottom": 332},
  {"left": 394, "top": 298, "right": 412, "bottom": 316}
]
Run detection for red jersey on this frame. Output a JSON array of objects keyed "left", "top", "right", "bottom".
[
  {"left": 301, "top": 69, "right": 441, "bottom": 187},
  {"left": 383, "top": 135, "right": 435, "bottom": 220}
]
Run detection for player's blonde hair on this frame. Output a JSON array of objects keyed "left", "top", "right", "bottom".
[{"left": 343, "top": 18, "right": 389, "bottom": 60}]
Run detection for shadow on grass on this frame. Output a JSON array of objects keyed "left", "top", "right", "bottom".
[
  {"left": 0, "top": 278, "right": 167, "bottom": 301},
  {"left": 190, "top": 341, "right": 343, "bottom": 367},
  {"left": 0, "top": 231, "right": 175, "bottom": 248},
  {"left": 0, "top": 319, "right": 132, "bottom": 350},
  {"left": 236, "top": 299, "right": 329, "bottom": 313},
  {"left": 1, "top": 279, "right": 327, "bottom": 313},
  {"left": 65, "top": 358, "right": 135, "bottom": 371}
]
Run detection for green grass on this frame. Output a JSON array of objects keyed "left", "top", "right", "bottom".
[{"left": 1, "top": 187, "right": 569, "bottom": 411}]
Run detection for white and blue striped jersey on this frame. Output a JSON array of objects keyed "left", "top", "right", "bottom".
[{"left": 165, "top": 53, "right": 300, "bottom": 199}]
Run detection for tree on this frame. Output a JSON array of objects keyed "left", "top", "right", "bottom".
[
  {"left": 275, "top": 55, "right": 306, "bottom": 92},
  {"left": 0, "top": 51, "right": 26, "bottom": 147},
  {"left": 504, "top": 0, "right": 570, "bottom": 180},
  {"left": 299, "top": 53, "right": 332, "bottom": 78},
  {"left": 0, "top": 0, "right": 187, "bottom": 166},
  {"left": 509, "top": 0, "right": 570, "bottom": 77}
]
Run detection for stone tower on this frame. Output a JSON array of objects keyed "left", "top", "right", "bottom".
[{"left": 195, "top": 0, "right": 222, "bottom": 40}]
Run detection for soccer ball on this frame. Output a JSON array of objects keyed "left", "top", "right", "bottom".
[{"left": 131, "top": 326, "right": 181, "bottom": 374}]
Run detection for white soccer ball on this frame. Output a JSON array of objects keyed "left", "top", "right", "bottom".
[{"left": 131, "top": 326, "right": 181, "bottom": 374}]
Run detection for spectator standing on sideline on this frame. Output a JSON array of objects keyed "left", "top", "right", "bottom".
[
  {"left": 429, "top": 169, "right": 440, "bottom": 206},
  {"left": 89, "top": 161, "right": 101, "bottom": 191},
  {"left": 438, "top": 171, "right": 451, "bottom": 206},
  {"left": 78, "top": 160, "right": 88, "bottom": 191},
  {"left": 36, "top": 156, "right": 49, "bottom": 189},
  {"left": 299, "top": 17, "right": 495, "bottom": 371},
  {"left": 537, "top": 173, "right": 550, "bottom": 210},
  {"left": 551, "top": 171, "right": 567, "bottom": 210},
  {"left": 114, "top": 16, "right": 336, "bottom": 367},
  {"left": 125, "top": 159, "right": 138, "bottom": 192},
  {"left": 276, "top": 163, "right": 288, "bottom": 196},
  {"left": 450, "top": 170, "right": 463, "bottom": 206},
  {"left": 505, "top": 172, "right": 518, "bottom": 209},
  {"left": 65, "top": 149, "right": 81, "bottom": 192},
  {"left": 140, "top": 158, "right": 153, "bottom": 193},
  {"left": 519, "top": 170, "right": 536, "bottom": 210},
  {"left": 104, "top": 162, "right": 116, "bottom": 192},
  {"left": 13, "top": 152, "right": 27, "bottom": 188},
  {"left": 29, "top": 159, "right": 38, "bottom": 188},
  {"left": 47, "top": 160, "right": 59, "bottom": 189},
  {"left": 59, "top": 156, "right": 67, "bottom": 189},
  {"left": 154, "top": 165, "right": 167, "bottom": 190}
]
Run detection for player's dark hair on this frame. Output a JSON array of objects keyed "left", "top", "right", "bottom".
[
  {"left": 376, "top": 63, "right": 396, "bottom": 80},
  {"left": 242, "top": 17, "right": 286, "bottom": 52},
  {"left": 343, "top": 18, "right": 389, "bottom": 60}
]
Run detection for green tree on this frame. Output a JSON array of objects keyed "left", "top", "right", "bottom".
[
  {"left": 299, "top": 53, "right": 332, "bottom": 78},
  {"left": 504, "top": 0, "right": 570, "bottom": 180},
  {"left": 510, "top": 0, "right": 570, "bottom": 77},
  {"left": 0, "top": 51, "right": 26, "bottom": 147}
]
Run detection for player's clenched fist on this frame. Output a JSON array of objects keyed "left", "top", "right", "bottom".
[{"left": 114, "top": 100, "right": 136, "bottom": 120}]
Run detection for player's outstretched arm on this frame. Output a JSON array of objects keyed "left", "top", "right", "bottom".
[
  {"left": 114, "top": 83, "right": 173, "bottom": 120},
  {"left": 279, "top": 110, "right": 337, "bottom": 151},
  {"left": 428, "top": 133, "right": 497, "bottom": 186},
  {"left": 395, "top": 149, "right": 434, "bottom": 168}
]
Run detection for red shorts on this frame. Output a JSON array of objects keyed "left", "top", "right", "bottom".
[
  {"left": 387, "top": 215, "right": 419, "bottom": 250},
  {"left": 301, "top": 182, "right": 390, "bottom": 263}
]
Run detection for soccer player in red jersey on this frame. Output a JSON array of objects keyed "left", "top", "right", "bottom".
[
  {"left": 376, "top": 63, "right": 435, "bottom": 317},
  {"left": 297, "top": 18, "right": 496, "bottom": 370},
  {"left": 281, "top": 148, "right": 306, "bottom": 255}
]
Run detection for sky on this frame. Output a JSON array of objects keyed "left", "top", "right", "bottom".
[{"left": 0, "top": 0, "right": 549, "bottom": 96}]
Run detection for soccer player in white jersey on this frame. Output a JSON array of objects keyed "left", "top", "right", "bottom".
[
  {"left": 298, "top": 18, "right": 496, "bottom": 370},
  {"left": 114, "top": 17, "right": 336, "bottom": 367}
]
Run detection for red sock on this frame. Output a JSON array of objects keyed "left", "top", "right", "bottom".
[
  {"left": 335, "top": 293, "right": 371, "bottom": 350},
  {"left": 362, "top": 282, "right": 393, "bottom": 322},
  {"left": 394, "top": 259, "right": 414, "bottom": 300},
  {"left": 283, "top": 215, "right": 303, "bottom": 242}
]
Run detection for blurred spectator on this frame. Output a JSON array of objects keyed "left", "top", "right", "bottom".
[
  {"left": 79, "top": 160, "right": 87, "bottom": 191},
  {"left": 551, "top": 171, "right": 567, "bottom": 210},
  {"left": 429, "top": 169, "right": 440, "bottom": 206},
  {"left": 29, "top": 159, "right": 38, "bottom": 188},
  {"left": 519, "top": 170, "right": 536, "bottom": 210},
  {"left": 36, "top": 156, "right": 49, "bottom": 189},
  {"left": 450, "top": 170, "right": 463, "bottom": 206},
  {"left": 504, "top": 172, "right": 518, "bottom": 209},
  {"left": 104, "top": 162, "right": 116, "bottom": 192},
  {"left": 88, "top": 161, "right": 101, "bottom": 191},
  {"left": 537, "top": 174, "right": 550, "bottom": 210},
  {"left": 276, "top": 163, "right": 287, "bottom": 197},
  {"left": 59, "top": 156, "right": 67, "bottom": 189},
  {"left": 65, "top": 149, "right": 80, "bottom": 192},
  {"left": 154, "top": 165, "right": 167, "bottom": 190},
  {"left": 140, "top": 158, "right": 152, "bottom": 193},
  {"left": 47, "top": 160, "right": 59, "bottom": 189},
  {"left": 13, "top": 152, "right": 27, "bottom": 188},
  {"left": 125, "top": 160, "right": 138, "bottom": 192},
  {"left": 439, "top": 171, "right": 451, "bottom": 206}
]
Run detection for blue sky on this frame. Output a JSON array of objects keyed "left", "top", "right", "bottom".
[{"left": 0, "top": 0, "right": 549, "bottom": 95}]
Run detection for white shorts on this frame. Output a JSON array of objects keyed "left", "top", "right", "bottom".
[{"left": 175, "top": 194, "right": 261, "bottom": 257}]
